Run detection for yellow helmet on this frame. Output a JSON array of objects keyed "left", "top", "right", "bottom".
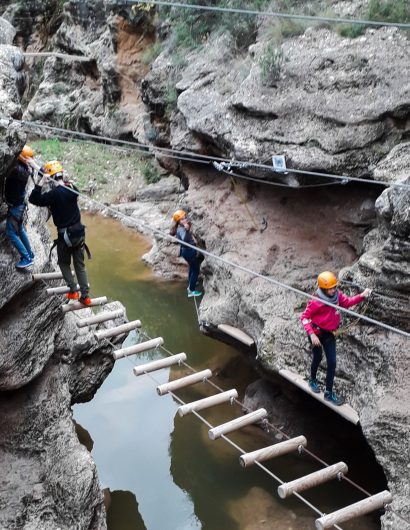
[
  {"left": 317, "top": 271, "right": 338, "bottom": 290},
  {"left": 172, "top": 209, "right": 186, "bottom": 223},
  {"left": 18, "top": 145, "right": 35, "bottom": 162},
  {"left": 43, "top": 160, "right": 64, "bottom": 179}
]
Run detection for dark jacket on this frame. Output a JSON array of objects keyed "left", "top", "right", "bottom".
[
  {"left": 29, "top": 183, "right": 81, "bottom": 229},
  {"left": 5, "top": 162, "right": 30, "bottom": 206}
]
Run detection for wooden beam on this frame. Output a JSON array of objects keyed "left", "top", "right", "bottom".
[
  {"left": 217, "top": 324, "right": 254, "bottom": 346},
  {"left": 240, "top": 436, "right": 307, "bottom": 468},
  {"left": 113, "top": 337, "right": 164, "bottom": 360},
  {"left": 61, "top": 297, "right": 108, "bottom": 313},
  {"left": 209, "top": 408, "right": 267, "bottom": 440},
  {"left": 46, "top": 285, "right": 79, "bottom": 296},
  {"left": 76, "top": 309, "right": 124, "bottom": 328},
  {"left": 315, "top": 491, "right": 393, "bottom": 530},
  {"left": 178, "top": 389, "right": 238, "bottom": 417},
  {"left": 279, "top": 369, "right": 360, "bottom": 425},
  {"left": 278, "top": 461, "right": 348, "bottom": 499},
  {"left": 32, "top": 271, "right": 64, "bottom": 281},
  {"left": 133, "top": 353, "right": 187, "bottom": 377},
  {"left": 156, "top": 369, "right": 212, "bottom": 396},
  {"left": 23, "top": 52, "right": 90, "bottom": 62},
  {"left": 94, "top": 320, "right": 141, "bottom": 341}
]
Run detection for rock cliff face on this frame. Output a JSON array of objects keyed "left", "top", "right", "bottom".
[{"left": 0, "top": 41, "right": 122, "bottom": 529}]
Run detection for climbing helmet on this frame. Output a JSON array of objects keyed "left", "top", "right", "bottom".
[
  {"left": 172, "top": 209, "right": 186, "bottom": 223},
  {"left": 43, "top": 160, "right": 64, "bottom": 179},
  {"left": 18, "top": 145, "right": 35, "bottom": 162},
  {"left": 317, "top": 271, "right": 338, "bottom": 289}
]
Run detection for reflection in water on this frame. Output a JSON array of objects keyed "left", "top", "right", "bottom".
[
  {"left": 106, "top": 490, "right": 146, "bottom": 530},
  {"left": 74, "top": 214, "right": 382, "bottom": 530}
]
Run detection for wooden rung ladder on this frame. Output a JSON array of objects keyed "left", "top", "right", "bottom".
[
  {"left": 208, "top": 408, "right": 267, "bottom": 440},
  {"left": 315, "top": 490, "right": 392, "bottom": 529},
  {"left": 94, "top": 320, "right": 141, "bottom": 341},
  {"left": 77, "top": 309, "right": 125, "bottom": 328},
  {"left": 278, "top": 461, "right": 348, "bottom": 499},
  {"left": 178, "top": 389, "right": 238, "bottom": 417},
  {"left": 133, "top": 353, "right": 187, "bottom": 377},
  {"left": 32, "top": 271, "right": 70, "bottom": 281},
  {"left": 156, "top": 369, "right": 212, "bottom": 396},
  {"left": 113, "top": 337, "right": 164, "bottom": 360},
  {"left": 240, "top": 435, "right": 307, "bottom": 468},
  {"left": 61, "top": 297, "right": 108, "bottom": 313},
  {"left": 46, "top": 285, "right": 79, "bottom": 296}
]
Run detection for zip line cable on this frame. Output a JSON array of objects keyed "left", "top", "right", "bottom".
[
  {"left": 6, "top": 116, "right": 410, "bottom": 192},
  {"left": 125, "top": 0, "right": 410, "bottom": 29},
  {"left": 30, "top": 167, "right": 410, "bottom": 339}
]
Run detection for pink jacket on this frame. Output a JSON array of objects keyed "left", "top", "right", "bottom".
[{"left": 300, "top": 292, "right": 365, "bottom": 335}]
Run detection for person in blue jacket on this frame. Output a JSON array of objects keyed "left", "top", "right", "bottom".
[
  {"left": 5, "top": 145, "right": 35, "bottom": 269},
  {"left": 170, "top": 210, "right": 202, "bottom": 297}
]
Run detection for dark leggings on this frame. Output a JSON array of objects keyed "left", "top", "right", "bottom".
[
  {"left": 310, "top": 331, "right": 336, "bottom": 392},
  {"left": 181, "top": 248, "right": 201, "bottom": 291}
]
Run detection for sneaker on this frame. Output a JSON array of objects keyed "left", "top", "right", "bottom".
[
  {"left": 187, "top": 290, "right": 202, "bottom": 298},
  {"left": 324, "top": 390, "right": 344, "bottom": 406},
  {"left": 308, "top": 378, "right": 320, "bottom": 394},
  {"left": 15, "top": 257, "right": 33, "bottom": 269},
  {"left": 66, "top": 291, "right": 80, "bottom": 301},
  {"left": 28, "top": 251, "right": 35, "bottom": 260},
  {"left": 79, "top": 296, "right": 92, "bottom": 306}
]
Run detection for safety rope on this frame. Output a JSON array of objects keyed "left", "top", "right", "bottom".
[
  {"left": 5, "top": 116, "right": 410, "bottom": 191},
  {"left": 125, "top": 0, "right": 410, "bottom": 29}
]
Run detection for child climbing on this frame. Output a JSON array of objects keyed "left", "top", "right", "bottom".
[
  {"left": 5, "top": 145, "right": 35, "bottom": 269},
  {"left": 300, "top": 271, "right": 371, "bottom": 406},
  {"left": 29, "top": 160, "right": 92, "bottom": 306},
  {"left": 170, "top": 209, "right": 202, "bottom": 298}
]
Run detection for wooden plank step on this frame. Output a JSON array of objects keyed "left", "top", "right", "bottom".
[
  {"left": 279, "top": 369, "right": 360, "bottom": 425},
  {"left": 113, "top": 337, "right": 164, "bottom": 360},
  {"left": 24, "top": 52, "right": 90, "bottom": 62},
  {"left": 278, "top": 461, "right": 348, "bottom": 499},
  {"left": 46, "top": 285, "right": 79, "bottom": 296},
  {"left": 133, "top": 353, "right": 187, "bottom": 377},
  {"left": 157, "top": 369, "right": 212, "bottom": 396},
  {"left": 240, "top": 436, "right": 307, "bottom": 468},
  {"left": 61, "top": 297, "right": 108, "bottom": 314},
  {"left": 77, "top": 309, "right": 124, "bottom": 328},
  {"left": 33, "top": 271, "right": 64, "bottom": 281},
  {"left": 209, "top": 408, "right": 267, "bottom": 440},
  {"left": 94, "top": 320, "right": 141, "bottom": 341},
  {"left": 217, "top": 324, "right": 254, "bottom": 346},
  {"left": 315, "top": 490, "right": 392, "bottom": 529},
  {"left": 178, "top": 389, "right": 238, "bottom": 417}
]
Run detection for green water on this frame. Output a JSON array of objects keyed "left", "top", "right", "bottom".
[{"left": 73, "top": 214, "right": 382, "bottom": 530}]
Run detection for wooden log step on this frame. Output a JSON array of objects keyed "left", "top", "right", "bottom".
[
  {"left": 46, "top": 285, "right": 79, "bottom": 296},
  {"left": 278, "top": 461, "right": 348, "bottom": 499},
  {"left": 24, "top": 52, "right": 90, "bottom": 62},
  {"left": 178, "top": 389, "right": 238, "bottom": 417},
  {"left": 113, "top": 337, "right": 164, "bottom": 360},
  {"left": 209, "top": 408, "right": 267, "bottom": 441},
  {"left": 279, "top": 369, "right": 360, "bottom": 425},
  {"left": 94, "top": 320, "right": 141, "bottom": 341},
  {"left": 32, "top": 271, "right": 65, "bottom": 281},
  {"left": 240, "top": 436, "right": 307, "bottom": 468},
  {"left": 157, "top": 369, "right": 212, "bottom": 396},
  {"left": 315, "top": 490, "right": 392, "bottom": 530},
  {"left": 61, "top": 297, "right": 108, "bottom": 314},
  {"left": 217, "top": 324, "right": 254, "bottom": 346},
  {"left": 76, "top": 309, "right": 125, "bottom": 328},
  {"left": 133, "top": 353, "right": 187, "bottom": 377}
]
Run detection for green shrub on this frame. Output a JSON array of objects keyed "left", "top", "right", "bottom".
[
  {"left": 140, "top": 160, "right": 161, "bottom": 184},
  {"left": 142, "top": 41, "right": 162, "bottom": 64},
  {"left": 259, "top": 43, "right": 285, "bottom": 84},
  {"left": 337, "top": 23, "right": 366, "bottom": 38}
]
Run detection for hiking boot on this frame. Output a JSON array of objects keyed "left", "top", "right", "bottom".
[
  {"left": 324, "top": 390, "right": 344, "bottom": 406},
  {"left": 308, "top": 378, "right": 320, "bottom": 394},
  {"left": 187, "top": 290, "right": 202, "bottom": 298},
  {"left": 15, "top": 257, "right": 33, "bottom": 269},
  {"left": 79, "top": 296, "right": 92, "bottom": 306},
  {"left": 66, "top": 291, "right": 80, "bottom": 301}
]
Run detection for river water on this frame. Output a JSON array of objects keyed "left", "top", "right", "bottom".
[{"left": 73, "top": 214, "right": 383, "bottom": 530}]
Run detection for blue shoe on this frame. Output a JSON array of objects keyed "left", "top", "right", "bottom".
[
  {"left": 187, "top": 290, "right": 202, "bottom": 297},
  {"left": 324, "top": 390, "right": 344, "bottom": 406},
  {"left": 28, "top": 251, "right": 35, "bottom": 260},
  {"left": 308, "top": 378, "right": 320, "bottom": 394},
  {"left": 15, "top": 257, "right": 33, "bottom": 269}
]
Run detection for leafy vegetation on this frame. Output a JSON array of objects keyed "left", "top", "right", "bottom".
[
  {"left": 142, "top": 41, "right": 162, "bottom": 64},
  {"left": 259, "top": 43, "right": 286, "bottom": 84}
]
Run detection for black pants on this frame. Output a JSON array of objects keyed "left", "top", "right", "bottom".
[
  {"left": 57, "top": 238, "right": 89, "bottom": 297},
  {"left": 310, "top": 331, "right": 336, "bottom": 393}
]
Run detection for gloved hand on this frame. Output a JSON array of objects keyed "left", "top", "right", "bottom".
[
  {"left": 361, "top": 288, "right": 372, "bottom": 298},
  {"left": 37, "top": 174, "right": 47, "bottom": 187}
]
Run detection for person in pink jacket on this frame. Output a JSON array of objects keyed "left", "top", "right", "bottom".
[{"left": 300, "top": 271, "right": 371, "bottom": 406}]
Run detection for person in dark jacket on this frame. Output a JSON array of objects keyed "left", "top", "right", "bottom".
[
  {"left": 29, "top": 160, "right": 91, "bottom": 305},
  {"left": 5, "top": 145, "right": 35, "bottom": 269},
  {"left": 170, "top": 209, "right": 202, "bottom": 297}
]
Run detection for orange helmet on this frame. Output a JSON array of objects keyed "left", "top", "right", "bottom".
[
  {"left": 43, "top": 160, "right": 64, "bottom": 179},
  {"left": 317, "top": 271, "right": 338, "bottom": 290},
  {"left": 172, "top": 209, "right": 186, "bottom": 223},
  {"left": 18, "top": 145, "right": 35, "bottom": 162}
]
